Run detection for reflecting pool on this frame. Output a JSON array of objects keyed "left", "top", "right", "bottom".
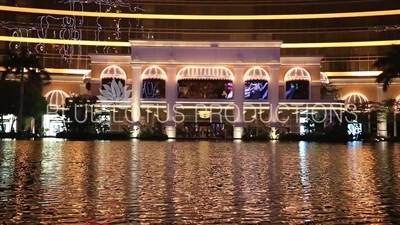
[{"left": 0, "top": 140, "right": 400, "bottom": 224}]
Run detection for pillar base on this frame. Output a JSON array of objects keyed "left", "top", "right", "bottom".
[
  {"left": 131, "top": 122, "right": 140, "bottom": 138},
  {"left": 270, "top": 127, "right": 279, "bottom": 140},
  {"left": 233, "top": 127, "right": 243, "bottom": 139},
  {"left": 378, "top": 123, "right": 387, "bottom": 137},
  {"left": 377, "top": 114, "right": 387, "bottom": 138},
  {"left": 165, "top": 125, "right": 176, "bottom": 138}
]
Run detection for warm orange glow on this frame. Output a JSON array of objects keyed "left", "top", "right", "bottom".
[
  {"left": 0, "top": 5, "right": 399, "bottom": 20},
  {"left": 325, "top": 71, "right": 381, "bottom": 77},
  {"left": 176, "top": 66, "right": 234, "bottom": 81},
  {"left": 342, "top": 93, "right": 369, "bottom": 103},
  {"left": 141, "top": 66, "right": 167, "bottom": 80},
  {"left": 284, "top": 67, "right": 311, "bottom": 82},
  {"left": 1, "top": 36, "right": 399, "bottom": 49}
]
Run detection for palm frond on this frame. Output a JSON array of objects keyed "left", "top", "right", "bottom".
[{"left": 374, "top": 45, "right": 400, "bottom": 91}]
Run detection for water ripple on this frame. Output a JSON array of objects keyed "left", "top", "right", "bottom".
[{"left": 0, "top": 140, "right": 399, "bottom": 224}]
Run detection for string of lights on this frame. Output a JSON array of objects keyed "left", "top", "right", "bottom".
[{"left": 1, "top": 0, "right": 153, "bottom": 65}]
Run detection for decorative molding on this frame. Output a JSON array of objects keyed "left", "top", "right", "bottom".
[
  {"left": 244, "top": 66, "right": 270, "bottom": 81},
  {"left": 129, "top": 40, "right": 283, "bottom": 48},
  {"left": 141, "top": 66, "right": 167, "bottom": 80},
  {"left": 100, "top": 65, "right": 127, "bottom": 80},
  {"left": 176, "top": 66, "right": 234, "bottom": 81},
  {"left": 284, "top": 67, "right": 311, "bottom": 81},
  {"left": 281, "top": 56, "right": 323, "bottom": 66},
  {"left": 88, "top": 54, "right": 131, "bottom": 64},
  {"left": 131, "top": 62, "right": 282, "bottom": 66}
]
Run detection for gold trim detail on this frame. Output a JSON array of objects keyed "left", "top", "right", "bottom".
[
  {"left": 0, "top": 5, "right": 399, "bottom": 20},
  {"left": 1, "top": 36, "right": 399, "bottom": 48}
]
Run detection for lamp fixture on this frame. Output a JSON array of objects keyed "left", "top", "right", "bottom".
[{"left": 198, "top": 110, "right": 211, "bottom": 119}]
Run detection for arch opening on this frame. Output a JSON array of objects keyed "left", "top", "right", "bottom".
[
  {"left": 44, "top": 90, "right": 70, "bottom": 107},
  {"left": 244, "top": 67, "right": 269, "bottom": 100},
  {"left": 343, "top": 93, "right": 370, "bottom": 111},
  {"left": 320, "top": 72, "right": 329, "bottom": 84},
  {"left": 100, "top": 65, "right": 127, "bottom": 87},
  {"left": 43, "top": 90, "right": 69, "bottom": 137},
  {"left": 177, "top": 66, "right": 234, "bottom": 99},
  {"left": 141, "top": 66, "right": 167, "bottom": 99},
  {"left": 82, "top": 71, "right": 91, "bottom": 81},
  {"left": 284, "top": 67, "right": 311, "bottom": 100}
]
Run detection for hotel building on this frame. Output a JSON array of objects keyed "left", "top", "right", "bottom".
[{"left": 0, "top": 0, "right": 399, "bottom": 137}]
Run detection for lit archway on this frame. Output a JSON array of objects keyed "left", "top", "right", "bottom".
[
  {"left": 100, "top": 65, "right": 127, "bottom": 88},
  {"left": 43, "top": 90, "right": 69, "bottom": 137},
  {"left": 244, "top": 67, "right": 270, "bottom": 100},
  {"left": 100, "top": 65, "right": 127, "bottom": 80},
  {"left": 284, "top": 67, "right": 311, "bottom": 100},
  {"left": 320, "top": 72, "right": 329, "bottom": 84},
  {"left": 343, "top": 93, "right": 369, "bottom": 111},
  {"left": 44, "top": 90, "right": 70, "bottom": 107},
  {"left": 141, "top": 66, "right": 167, "bottom": 80},
  {"left": 82, "top": 71, "right": 91, "bottom": 81},
  {"left": 176, "top": 66, "right": 234, "bottom": 81},
  {"left": 244, "top": 67, "right": 270, "bottom": 81},
  {"left": 176, "top": 66, "right": 235, "bottom": 99},
  {"left": 141, "top": 66, "right": 167, "bottom": 99}
]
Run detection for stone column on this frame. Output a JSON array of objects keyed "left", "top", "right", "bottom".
[
  {"left": 131, "top": 65, "right": 142, "bottom": 137},
  {"left": 165, "top": 66, "right": 177, "bottom": 138},
  {"left": 233, "top": 66, "right": 244, "bottom": 139},
  {"left": 377, "top": 86, "right": 387, "bottom": 137},
  {"left": 394, "top": 112, "right": 397, "bottom": 137},
  {"left": 268, "top": 66, "right": 280, "bottom": 138}
]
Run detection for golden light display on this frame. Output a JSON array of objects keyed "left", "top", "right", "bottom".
[
  {"left": 0, "top": 5, "right": 399, "bottom": 20},
  {"left": 0, "top": 36, "right": 399, "bottom": 49}
]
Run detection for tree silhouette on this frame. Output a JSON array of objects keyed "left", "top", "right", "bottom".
[
  {"left": 0, "top": 46, "right": 51, "bottom": 132},
  {"left": 374, "top": 45, "right": 400, "bottom": 91}
]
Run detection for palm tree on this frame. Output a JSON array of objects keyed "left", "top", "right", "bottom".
[
  {"left": 320, "top": 82, "right": 340, "bottom": 99},
  {"left": 0, "top": 46, "right": 51, "bottom": 132},
  {"left": 380, "top": 98, "right": 397, "bottom": 137},
  {"left": 374, "top": 45, "right": 400, "bottom": 91}
]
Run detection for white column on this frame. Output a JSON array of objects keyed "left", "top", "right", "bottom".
[
  {"left": 377, "top": 86, "right": 387, "bottom": 137},
  {"left": 268, "top": 66, "right": 280, "bottom": 131},
  {"left": 233, "top": 66, "right": 244, "bottom": 139},
  {"left": 131, "top": 65, "right": 142, "bottom": 137},
  {"left": 394, "top": 112, "right": 397, "bottom": 137},
  {"left": 165, "top": 66, "right": 177, "bottom": 138}
]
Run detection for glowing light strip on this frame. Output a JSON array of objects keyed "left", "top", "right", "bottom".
[
  {"left": 1, "top": 36, "right": 399, "bottom": 48},
  {"left": 46, "top": 69, "right": 90, "bottom": 74},
  {"left": 0, "top": 5, "right": 399, "bottom": 20},
  {"left": 325, "top": 71, "right": 381, "bottom": 77},
  {"left": 0, "top": 67, "right": 383, "bottom": 78},
  {"left": 0, "top": 36, "right": 129, "bottom": 47}
]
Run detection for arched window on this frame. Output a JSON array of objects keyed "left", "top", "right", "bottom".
[
  {"left": 343, "top": 93, "right": 369, "bottom": 111},
  {"left": 243, "top": 67, "right": 270, "bottom": 100},
  {"left": 141, "top": 66, "right": 167, "bottom": 99},
  {"left": 176, "top": 66, "right": 234, "bottom": 99},
  {"left": 44, "top": 90, "right": 70, "bottom": 107},
  {"left": 320, "top": 72, "right": 329, "bottom": 84},
  {"left": 284, "top": 67, "right": 311, "bottom": 100},
  {"left": 100, "top": 65, "right": 127, "bottom": 86},
  {"left": 82, "top": 71, "right": 91, "bottom": 83}
]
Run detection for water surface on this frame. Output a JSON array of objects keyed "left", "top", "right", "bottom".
[{"left": 0, "top": 140, "right": 399, "bottom": 224}]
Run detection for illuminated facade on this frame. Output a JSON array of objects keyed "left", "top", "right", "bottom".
[
  {"left": 41, "top": 40, "right": 350, "bottom": 138},
  {"left": 0, "top": 0, "right": 399, "bottom": 72},
  {"left": 1, "top": 0, "right": 400, "bottom": 137}
]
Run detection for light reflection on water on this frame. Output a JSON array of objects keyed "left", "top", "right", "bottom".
[{"left": 0, "top": 140, "right": 400, "bottom": 224}]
